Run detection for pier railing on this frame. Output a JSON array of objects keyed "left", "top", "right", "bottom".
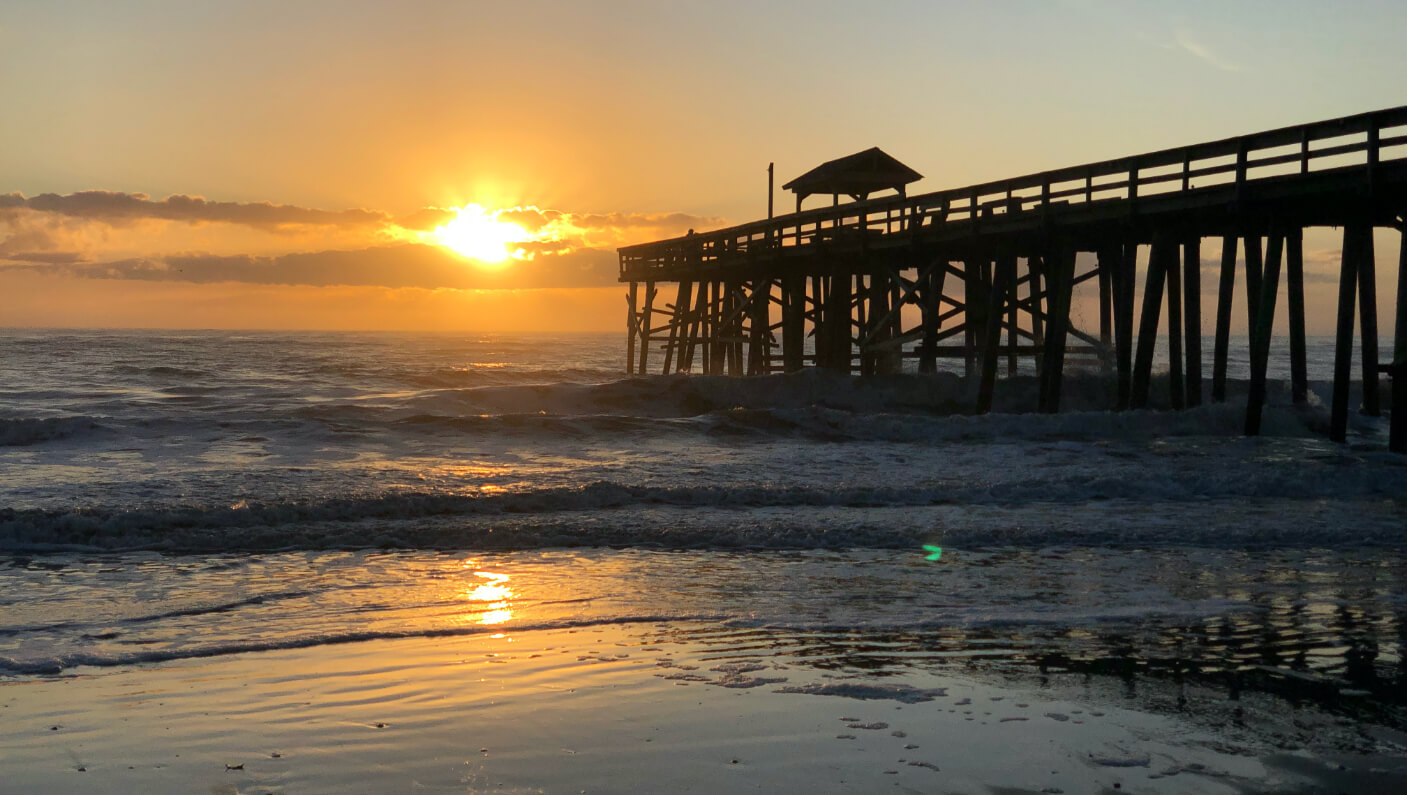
[{"left": 620, "top": 105, "right": 1407, "bottom": 281}]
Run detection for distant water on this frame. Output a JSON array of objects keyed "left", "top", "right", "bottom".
[{"left": 1, "top": 329, "right": 1403, "bottom": 707}]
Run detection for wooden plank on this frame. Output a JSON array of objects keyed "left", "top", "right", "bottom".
[
  {"left": 1331, "top": 226, "right": 1360, "bottom": 443},
  {"left": 1183, "top": 237, "right": 1203, "bottom": 407},
  {"left": 1211, "top": 234, "right": 1238, "bottom": 403},
  {"left": 1245, "top": 231, "right": 1284, "bottom": 436}
]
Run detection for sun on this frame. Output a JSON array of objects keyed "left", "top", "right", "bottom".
[{"left": 431, "top": 204, "right": 527, "bottom": 264}]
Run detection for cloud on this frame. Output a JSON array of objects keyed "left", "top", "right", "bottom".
[
  {"left": 1172, "top": 31, "right": 1241, "bottom": 73},
  {"left": 17, "top": 243, "right": 621, "bottom": 290},
  {"left": 0, "top": 191, "right": 390, "bottom": 231}
]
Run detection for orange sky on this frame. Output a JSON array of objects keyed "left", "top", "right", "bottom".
[{"left": 2, "top": 1, "right": 1404, "bottom": 332}]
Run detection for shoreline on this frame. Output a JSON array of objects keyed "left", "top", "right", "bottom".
[{"left": 4, "top": 620, "right": 1405, "bottom": 794}]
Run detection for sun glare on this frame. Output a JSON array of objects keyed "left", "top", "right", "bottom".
[{"left": 431, "top": 204, "right": 527, "bottom": 264}]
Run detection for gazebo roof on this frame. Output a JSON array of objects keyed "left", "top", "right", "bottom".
[{"left": 782, "top": 147, "right": 923, "bottom": 202}]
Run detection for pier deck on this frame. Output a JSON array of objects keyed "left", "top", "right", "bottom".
[{"left": 619, "top": 106, "right": 1407, "bottom": 450}]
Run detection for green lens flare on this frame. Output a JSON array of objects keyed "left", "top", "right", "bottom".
[{"left": 922, "top": 545, "right": 943, "bottom": 561}]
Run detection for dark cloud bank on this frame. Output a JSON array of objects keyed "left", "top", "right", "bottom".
[
  {"left": 23, "top": 243, "right": 620, "bottom": 290},
  {"left": 0, "top": 191, "right": 387, "bottom": 230}
]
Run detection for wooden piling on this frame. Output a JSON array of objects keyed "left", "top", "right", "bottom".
[
  {"left": 1245, "top": 231, "right": 1284, "bottom": 436},
  {"left": 1182, "top": 237, "right": 1203, "bottom": 407},
  {"left": 782, "top": 276, "right": 805, "bottom": 372},
  {"left": 1166, "top": 244, "right": 1185, "bottom": 410},
  {"left": 1358, "top": 227, "right": 1382, "bottom": 416},
  {"left": 1391, "top": 227, "right": 1407, "bottom": 453},
  {"left": 1330, "top": 226, "right": 1361, "bottom": 443},
  {"left": 1038, "top": 248, "right": 1076, "bottom": 413},
  {"left": 1285, "top": 229, "right": 1309, "bottom": 405},
  {"left": 1211, "top": 234, "right": 1237, "bottom": 403},
  {"left": 626, "top": 281, "right": 638, "bottom": 375},
  {"left": 1115, "top": 243, "right": 1137, "bottom": 409},
  {"left": 978, "top": 255, "right": 1014, "bottom": 413},
  {"left": 638, "top": 282, "right": 655, "bottom": 375},
  {"left": 1131, "top": 238, "right": 1171, "bottom": 409}
]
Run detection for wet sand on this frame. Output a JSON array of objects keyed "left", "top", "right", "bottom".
[{"left": 4, "top": 621, "right": 1405, "bottom": 794}]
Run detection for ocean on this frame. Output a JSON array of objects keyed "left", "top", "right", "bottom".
[{"left": 1, "top": 329, "right": 1405, "bottom": 789}]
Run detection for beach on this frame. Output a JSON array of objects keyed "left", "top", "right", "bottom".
[{"left": 2, "top": 330, "right": 1405, "bottom": 793}]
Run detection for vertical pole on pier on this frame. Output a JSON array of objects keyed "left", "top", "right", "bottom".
[
  {"left": 1166, "top": 245, "right": 1186, "bottom": 410},
  {"left": 810, "top": 274, "right": 826, "bottom": 370},
  {"left": 1097, "top": 247, "right": 1114, "bottom": 369},
  {"left": 782, "top": 275, "right": 805, "bottom": 372},
  {"left": 978, "top": 255, "right": 1014, "bottom": 413},
  {"left": 1131, "top": 236, "right": 1170, "bottom": 409},
  {"left": 1212, "top": 234, "right": 1238, "bottom": 403},
  {"left": 825, "top": 273, "right": 852, "bottom": 373},
  {"left": 1006, "top": 255, "right": 1020, "bottom": 376},
  {"left": 1183, "top": 236, "right": 1203, "bottom": 407},
  {"left": 664, "top": 281, "right": 692, "bottom": 375},
  {"left": 1245, "top": 230, "right": 1284, "bottom": 436},
  {"left": 1038, "top": 247, "right": 1075, "bottom": 413},
  {"left": 626, "top": 281, "right": 638, "bottom": 375},
  {"left": 729, "top": 281, "right": 745, "bottom": 377},
  {"left": 1286, "top": 228, "right": 1309, "bottom": 406},
  {"left": 1358, "top": 228, "right": 1382, "bottom": 416},
  {"left": 920, "top": 261, "right": 946, "bottom": 374},
  {"left": 1331, "top": 226, "right": 1361, "bottom": 443},
  {"left": 709, "top": 280, "right": 725, "bottom": 375},
  {"left": 1115, "top": 243, "right": 1137, "bottom": 409},
  {"left": 684, "top": 280, "right": 708, "bottom": 373},
  {"left": 748, "top": 281, "right": 769, "bottom": 376},
  {"left": 1390, "top": 226, "right": 1407, "bottom": 453},
  {"left": 963, "top": 260, "right": 981, "bottom": 378},
  {"left": 1244, "top": 232, "right": 1264, "bottom": 336},
  {"left": 638, "top": 282, "right": 655, "bottom": 375},
  {"left": 1029, "top": 256, "right": 1046, "bottom": 376}
]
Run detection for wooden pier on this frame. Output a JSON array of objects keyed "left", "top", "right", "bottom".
[{"left": 619, "top": 106, "right": 1407, "bottom": 451}]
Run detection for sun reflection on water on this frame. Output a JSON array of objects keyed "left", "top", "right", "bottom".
[{"left": 464, "top": 566, "right": 515, "bottom": 625}]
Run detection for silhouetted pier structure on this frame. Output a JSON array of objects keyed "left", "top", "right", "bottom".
[{"left": 620, "top": 106, "right": 1407, "bottom": 451}]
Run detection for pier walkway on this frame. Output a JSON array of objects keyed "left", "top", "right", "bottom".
[{"left": 619, "top": 106, "right": 1407, "bottom": 451}]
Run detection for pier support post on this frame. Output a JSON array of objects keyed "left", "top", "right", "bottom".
[
  {"left": 1038, "top": 247, "right": 1075, "bottom": 413},
  {"left": 1212, "top": 234, "right": 1238, "bottom": 402},
  {"left": 663, "top": 280, "right": 692, "bottom": 374},
  {"left": 1131, "top": 237, "right": 1171, "bottom": 409},
  {"left": 747, "top": 280, "right": 770, "bottom": 375},
  {"left": 1286, "top": 229, "right": 1309, "bottom": 406},
  {"left": 1331, "top": 226, "right": 1362, "bottom": 442},
  {"left": 638, "top": 282, "right": 655, "bottom": 375},
  {"left": 1167, "top": 243, "right": 1185, "bottom": 410},
  {"left": 1183, "top": 237, "right": 1203, "bottom": 407},
  {"left": 782, "top": 276, "right": 805, "bottom": 372},
  {"left": 1114, "top": 243, "right": 1137, "bottom": 409},
  {"left": 920, "top": 261, "right": 946, "bottom": 374},
  {"left": 626, "top": 281, "right": 638, "bottom": 375},
  {"left": 1244, "top": 232, "right": 1264, "bottom": 335},
  {"left": 1359, "top": 229, "right": 1382, "bottom": 416},
  {"left": 1031, "top": 258, "right": 1046, "bottom": 376},
  {"left": 1391, "top": 226, "right": 1407, "bottom": 453},
  {"left": 978, "top": 255, "right": 1015, "bottom": 413},
  {"left": 1245, "top": 230, "right": 1284, "bottom": 436}
]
